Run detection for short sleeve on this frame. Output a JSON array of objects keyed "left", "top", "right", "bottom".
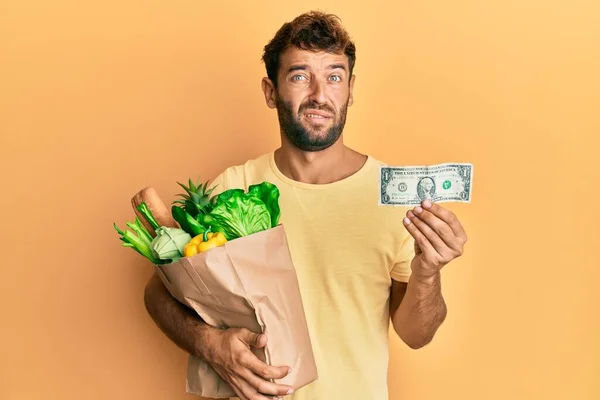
[
  {"left": 207, "top": 169, "right": 230, "bottom": 198},
  {"left": 390, "top": 232, "right": 415, "bottom": 283}
]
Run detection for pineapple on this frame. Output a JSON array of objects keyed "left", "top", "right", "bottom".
[{"left": 173, "top": 178, "right": 217, "bottom": 218}]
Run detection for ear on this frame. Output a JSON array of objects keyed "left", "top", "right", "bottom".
[
  {"left": 348, "top": 74, "right": 356, "bottom": 106},
  {"left": 261, "top": 77, "right": 277, "bottom": 109}
]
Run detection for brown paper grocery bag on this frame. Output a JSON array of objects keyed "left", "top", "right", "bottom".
[{"left": 154, "top": 224, "right": 318, "bottom": 398}]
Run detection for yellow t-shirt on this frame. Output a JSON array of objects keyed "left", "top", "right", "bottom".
[{"left": 210, "top": 151, "right": 415, "bottom": 400}]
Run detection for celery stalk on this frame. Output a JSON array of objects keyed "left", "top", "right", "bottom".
[
  {"left": 136, "top": 202, "right": 160, "bottom": 232},
  {"left": 114, "top": 221, "right": 162, "bottom": 264},
  {"left": 126, "top": 218, "right": 154, "bottom": 244}
]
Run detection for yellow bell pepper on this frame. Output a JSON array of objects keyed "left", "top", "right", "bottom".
[{"left": 184, "top": 229, "right": 227, "bottom": 257}]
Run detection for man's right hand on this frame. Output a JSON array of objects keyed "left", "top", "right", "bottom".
[{"left": 203, "top": 327, "right": 295, "bottom": 400}]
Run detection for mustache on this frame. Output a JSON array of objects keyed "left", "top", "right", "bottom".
[{"left": 299, "top": 101, "right": 335, "bottom": 114}]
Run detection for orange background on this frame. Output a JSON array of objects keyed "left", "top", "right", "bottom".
[{"left": 1, "top": 1, "right": 599, "bottom": 399}]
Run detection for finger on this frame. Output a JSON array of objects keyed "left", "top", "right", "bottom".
[
  {"left": 238, "top": 328, "right": 267, "bottom": 349},
  {"left": 235, "top": 377, "right": 273, "bottom": 400},
  {"left": 228, "top": 376, "right": 249, "bottom": 400},
  {"left": 411, "top": 207, "right": 460, "bottom": 251},
  {"left": 240, "top": 350, "right": 291, "bottom": 380},
  {"left": 422, "top": 200, "right": 467, "bottom": 241},
  {"left": 407, "top": 210, "right": 450, "bottom": 256},
  {"left": 403, "top": 215, "right": 437, "bottom": 256},
  {"left": 242, "top": 369, "right": 295, "bottom": 397}
]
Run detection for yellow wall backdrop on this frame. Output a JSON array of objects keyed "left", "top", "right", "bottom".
[{"left": 1, "top": 0, "right": 598, "bottom": 399}]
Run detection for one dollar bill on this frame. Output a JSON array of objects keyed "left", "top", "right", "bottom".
[{"left": 379, "top": 163, "right": 473, "bottom": 206}]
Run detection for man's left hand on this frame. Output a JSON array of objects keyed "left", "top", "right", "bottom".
[{"left": 403, "top": 199, "right": 468, "bottom": 281}]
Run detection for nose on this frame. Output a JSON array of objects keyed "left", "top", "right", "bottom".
[{"left": 308, "top": 78, "right": 327, "bottom": 105}]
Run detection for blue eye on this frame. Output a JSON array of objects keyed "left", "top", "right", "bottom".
[
  {"left": 292, "top": 75, "right": 307, "bottom": 81},
  {"left": 330, "top": 75, "right": 342, "bottom": 82}
]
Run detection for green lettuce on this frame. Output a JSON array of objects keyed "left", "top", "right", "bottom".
[
  {"left": 201, "top": 181, "right": 281, "bottom": 240},
  {"left": 248, "top": 182, "right": 280, "bottom": 227},
  {"left": 214, "top": 188, "right": 245, "bottom": 206},
  {"left": 203, "top": 194, "right": 271, "bottom": 240}
]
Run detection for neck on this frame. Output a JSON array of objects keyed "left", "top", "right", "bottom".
[{"left": 274, "top": 136, "right": 368, "bottom": 184}]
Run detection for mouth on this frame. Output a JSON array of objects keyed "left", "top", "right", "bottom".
[{"left": 303, "top": 109, "right": 333, "bottom": 123}]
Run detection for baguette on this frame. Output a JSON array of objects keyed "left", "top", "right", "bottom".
[{"left": 131, "top": 187, "right": 179, "bottom": 236}]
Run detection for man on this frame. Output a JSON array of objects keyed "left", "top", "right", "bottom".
[
  {"left": 144, "top": 11, "right": 467, "bottom": 400},
  {"left": 417, "top": 177, "right": 436, "bottom": 201}
]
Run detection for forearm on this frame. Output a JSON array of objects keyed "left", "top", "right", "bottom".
[
  {"left": 392, "top": 273, "right": 447, "bottom": 349},
  {"left": 143, "top": 272, "right": 218, "bottom": 360}
]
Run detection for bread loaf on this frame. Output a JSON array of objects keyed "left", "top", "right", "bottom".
[{"left": 131, "top": 187, "right": 178, "bottom": 236}]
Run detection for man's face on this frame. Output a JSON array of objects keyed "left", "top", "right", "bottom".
[
  {"left": 264, "top": 48, "right": 355, "bottom": 152},
  {"left": 423, "top": 179, "right": 434, "bottom": 191}
]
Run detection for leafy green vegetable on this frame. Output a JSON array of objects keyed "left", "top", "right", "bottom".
[
  {"left": 203, "top": 193, "right": 271, "bottom": 240},
  {"left": 214, "top": 188, "right": 245, "bottom": 206},
  {"left": 248, "top": 182, "right": 280, "bottom": 228},
  {"left": 171, "top": 205, "right": 205, "bottom": 237}
]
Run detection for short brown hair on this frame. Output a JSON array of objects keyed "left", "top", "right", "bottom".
[{"left": 261, "top": 11, "right": 356, "bottom": 88}]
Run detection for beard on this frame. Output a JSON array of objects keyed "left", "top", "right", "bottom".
[{"left": 275, "top": 96, "right": 349, "bottom": 152}]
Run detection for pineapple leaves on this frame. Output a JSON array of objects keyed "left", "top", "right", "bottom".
[{"left": 173, "top": 177, "right": 218, "bottom": 217}]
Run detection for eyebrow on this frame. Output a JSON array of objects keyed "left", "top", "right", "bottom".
[
  {"left": 328, "top": 63, "right": 347, "bottom": 71},
  {"left": 287, "top": 63, "right": 347, "bottom": 73}
]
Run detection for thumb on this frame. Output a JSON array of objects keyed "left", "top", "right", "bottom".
[{"left": 239, "top": 329, "right": 267, "bottom": 348}]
